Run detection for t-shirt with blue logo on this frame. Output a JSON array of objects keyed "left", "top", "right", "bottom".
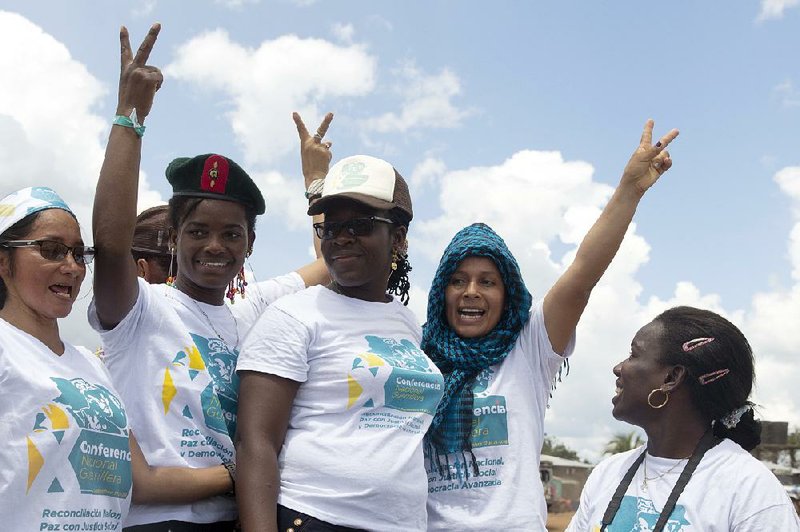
[
  {"left": 425, "top": 299, "right": 573, "bottom": 531},
  {"left": 0, "top": 318, "right": 132, "bottom": 531},
  {"left": 237, "top": 285, "right": 445, "bottom": 532},
  {"left": 89, "top": 273, "right": 304, "bottom": 527},
  {"left": 567, "top": 439, "right": 800, "bottom": 531}
]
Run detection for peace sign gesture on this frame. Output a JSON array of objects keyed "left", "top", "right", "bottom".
[
  {"left": 293, "top": 112, "right": 334, "bottom": 188},
  {"left": 620, "top": 119, "right": 679, "bottom": 195},
  {"left": 117, "top": 23, "right": 163, "bottom": 124}
]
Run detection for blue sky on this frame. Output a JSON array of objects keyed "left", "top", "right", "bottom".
[{"left": 1, "top": 1, "right": 798, "bottom": 459}]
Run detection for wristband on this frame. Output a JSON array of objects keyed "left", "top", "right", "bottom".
[
  {"left": 223, "top": 460, "right": 236, "bottom": 496},
  {"left": 304, "top": 178, "right": 325, "bottom": 200},
  {"left": 113, "top": 108, "right": 146, "bottom": 138}
]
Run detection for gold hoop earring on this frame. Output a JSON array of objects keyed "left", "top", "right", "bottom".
[{"left": 648, "top": 388, "right": 669, "bottom": 409}]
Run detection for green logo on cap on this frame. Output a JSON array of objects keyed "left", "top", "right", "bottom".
[{"left": 340, "top": 161, "right": 369, "bottom": 187}]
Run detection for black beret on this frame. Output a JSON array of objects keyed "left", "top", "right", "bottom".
[{"left": 166, "top": 154, "right": 265, "bottom": 215}]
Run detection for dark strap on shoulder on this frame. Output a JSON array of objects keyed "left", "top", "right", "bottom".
[
  {"left": 600, "top": 430, "right": 721, "bottom": 532},
  {"left": 600, "top": 449, "right": 647, "bottom": 531},
  {"left": 652, "top": 430, "right": 721, "bottom": 532}
]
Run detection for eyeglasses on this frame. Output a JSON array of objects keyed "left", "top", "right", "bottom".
[
  {"left": 313, "top": 216, "right": 394, "bottom": 240},
  {"left": 0, "top": 240, "right": 96, "bottom": 265}
]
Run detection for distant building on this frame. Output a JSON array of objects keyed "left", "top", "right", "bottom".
[
  {"left": 751, "top": 420, "right": 800, "bottom": 513},
  {"left": 541, "top": 454, "right": 593, "bottom": 511}
]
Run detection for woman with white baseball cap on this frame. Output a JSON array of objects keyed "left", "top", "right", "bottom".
[{"left": 236, "top": 147, "right": 444, "bottom": 531}]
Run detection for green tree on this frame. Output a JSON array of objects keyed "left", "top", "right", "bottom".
[
  {"left": 541, "top": 435, "right": 581, "bottom": 462},
  {"left": 604, "top": 431, "right": 645, "bottom": 455}
]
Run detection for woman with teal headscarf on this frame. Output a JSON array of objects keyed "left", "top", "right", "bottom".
[{"left": 423, "top": 120, "right": 679, "bottom": 531}]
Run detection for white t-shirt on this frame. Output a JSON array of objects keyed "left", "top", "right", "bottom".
[
  {"left": 425, "top": 300, "right": 574, "bottom": 531},
  {"left": 89, "top": 273, "right": 303, "bottom": 526},
  {"left": 567, "top": 439, "right": 800, "bottom": 531},
  {"left": 237, "top": 285, "right": 445, "bottom": 532},
  {"left": 0, "top": 318, "right": 132, "bottom": 532}
]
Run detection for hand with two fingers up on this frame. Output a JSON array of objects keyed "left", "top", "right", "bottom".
[
  {"left": 293, "top": 111, "right": 334, "bottom": 189},
  {"left": 116, "top": 23, "right": 163, "bottom": 128},
  {"left": 620, "top": 119, "right": 680, "bottom": 196}
]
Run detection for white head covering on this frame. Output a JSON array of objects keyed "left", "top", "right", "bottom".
[{"left": 0, "top": 187, "right": 73, "bottom": 236}]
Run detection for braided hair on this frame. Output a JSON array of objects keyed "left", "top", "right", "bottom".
[{"left": 387, "top": 209, "right": 412, "bottom": 306}]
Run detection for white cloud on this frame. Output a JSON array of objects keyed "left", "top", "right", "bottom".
[
  {"left": 757, "top": 0, "right": 800, "bottom": 21},
  {"left": 773, "top": 80, "right": 800, "bottom": 107},
  {"left": 165, "top": 29, "right": 376, "bottom": 228},
  {"left": 215, "top": 0, "right": 260, "bottom": 8},
  {"left": 132, "top": 0, "right": 157, "bottom": 17},
  {"left": 406, "top": 285, "right": 429, "bottom": 325},
  {"left": 409, "top": 156, "right": 446, "bottom": 190},
  {"left": 166, "top": 29, "right": 376, "bottom": 172},
  {"left": 739, "top": 166, "right": 800, "bottom": 430},
  {"left": 0, "top": 11, "right": 164, "bottom": 348},
  {"left": 251, "top": 169, "right": 311, "bottom": 231},
  {"left": 0, "top": 11, "right": 105, "bottom": 224},
  {"left": 775, "top": 166, "right": 800, "bottom": 207},
  {"left": 361, "top": 62, "right": 471, "bottom": 133},
  {"left": 331, "top": 22, "right": 355, "bottom": 43},
  {"left": 414, "top": 149, "right": 611, "bottom": 291}
]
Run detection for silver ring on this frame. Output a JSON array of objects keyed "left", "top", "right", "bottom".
[{"left": 313, "top": 133, "right": 323, "bottom": 141}]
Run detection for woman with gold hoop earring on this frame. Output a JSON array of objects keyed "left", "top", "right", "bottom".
[
  {"left": 567, "top": 307, "right": 799, "bottom": 531},
  {"left": 647, "top": 387, "right": 669, "bottom": 409}
]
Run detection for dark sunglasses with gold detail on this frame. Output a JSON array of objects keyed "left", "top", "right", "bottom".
[{"left": 313, "top": 216, "right": 394, "bottom": 241}]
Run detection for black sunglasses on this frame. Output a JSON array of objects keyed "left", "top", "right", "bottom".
[
  {"left": 0, "top": 239, "right": 96, "bottom": 265},
  {"left": 313, "top": 216, "right": 394, "bottom": 240}
]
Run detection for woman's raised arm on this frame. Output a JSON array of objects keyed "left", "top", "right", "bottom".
[
  {"left": 293, "top": 111, "right": 334, "bottom": 287},
  {"left": 93, "top": 24, "right": 163, "bottom": 329},
  {"left": 543, "top": 119, "right": 679, "bottom": 353}
]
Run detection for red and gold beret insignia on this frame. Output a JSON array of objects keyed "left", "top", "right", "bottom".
[{"left": 201, "top": 155, "right": 229, "bottom": 193}]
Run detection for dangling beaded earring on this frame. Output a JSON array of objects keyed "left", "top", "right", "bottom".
[
  {"left": 226, "top": 268, "right": 247, "bottom": 304},
  {"left": 226, "top": 250, "right": 250, "bottom": 304},
  {"left": 391, "top": 250, "right": 399, "bottom": 271},
  {"left": 165, "top": 247, "right": 176, "bottom": 286}
]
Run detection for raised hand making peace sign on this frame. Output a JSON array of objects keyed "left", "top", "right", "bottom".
[
  {"left": 620, "top": 119, "right": 680, "bottom": 195},
  {"left": 293, "top": 111, "right": 334, "bottom": 189},
  {"left": 116, "top": 24, "right": 163, "bottom": 124}
]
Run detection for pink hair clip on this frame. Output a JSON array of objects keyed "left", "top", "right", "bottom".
[
  {"left": 698, "top": 368, "right": 730, "bottom": 385},
  {"left": 682, "top": 337, "right": 715, "bottom": 352}
]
